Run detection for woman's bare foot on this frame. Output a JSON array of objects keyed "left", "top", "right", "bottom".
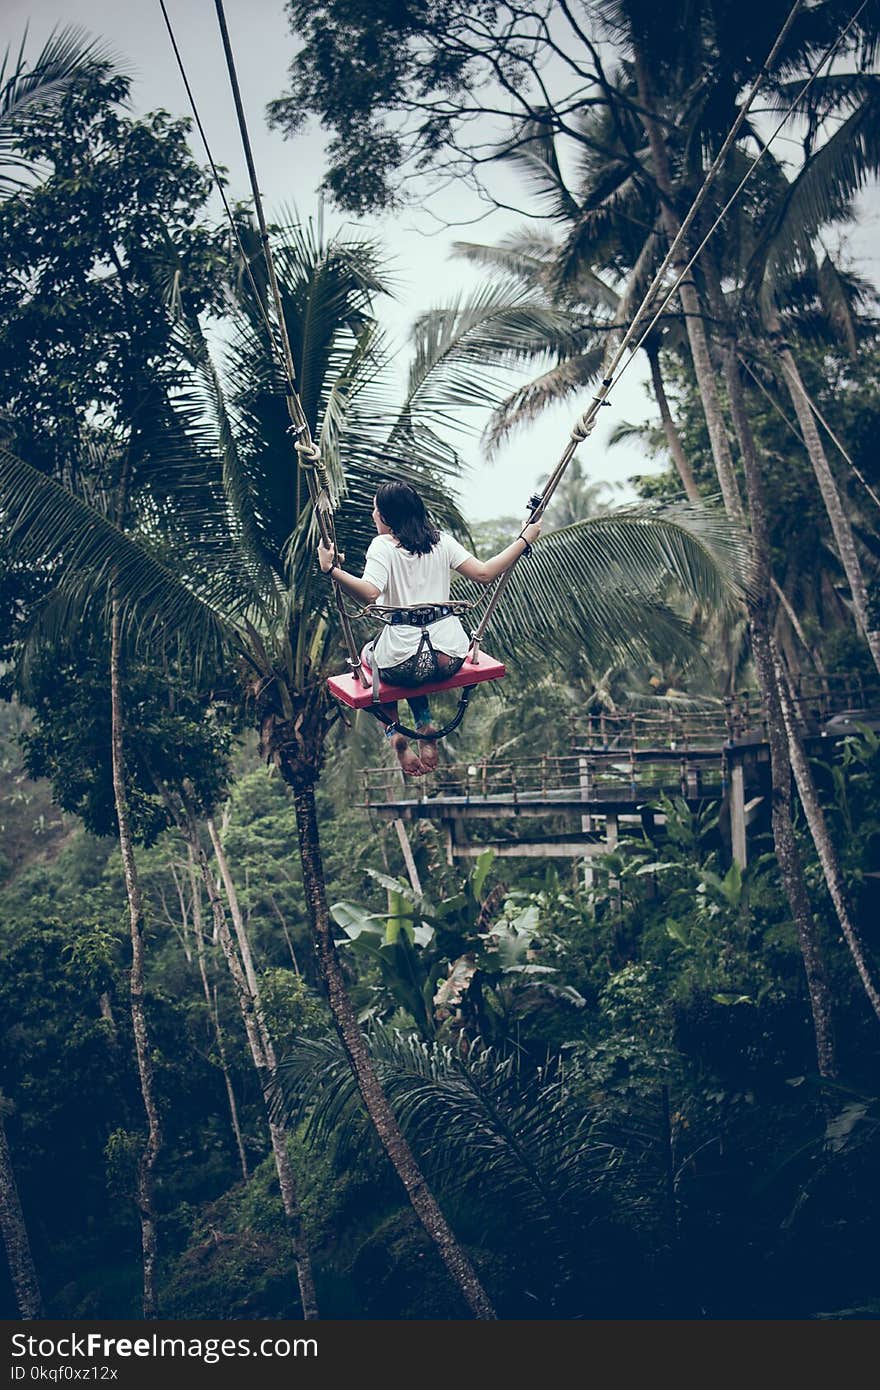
[
  {"left": 390, "top": 733, "right": 426, "bottom": 777},
  {"left": 417, "top": 725, "right": 440, "bottom": 771}
]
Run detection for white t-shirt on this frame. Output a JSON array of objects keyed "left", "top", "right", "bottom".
[{"left": 362, "top": 530, "right": 474, "bottom": 669}]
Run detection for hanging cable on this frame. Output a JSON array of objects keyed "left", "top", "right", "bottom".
[
  {"left": 470, "top": 0, "right": 868, "bottom": 653},
  {"left": 159, "top": 0, "right": 367, "bottom": 684},
  {"left": 801, "top": 387, "right": 880, "bottom": 511},
  {"left": 157, "top": 0, "right": 277, "bottom": 347},
  {"left": 159, "top": 0, "right": 868, "bottom": 679},
  {"left": 740, "top": 352, "right": 880, "bottom": 512}
]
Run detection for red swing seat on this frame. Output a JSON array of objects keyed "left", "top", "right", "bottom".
[{"left": 327, "top": 650, "right": 506, "bottom": 709}]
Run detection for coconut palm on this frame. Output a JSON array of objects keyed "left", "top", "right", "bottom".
[
  {"left": 0, "top": 1101, "right": 43, "bottom": 1318},
  {"left": 406, "top": 0, "right": 880, "bottom": 1070},
  {"left": 744, "top": 90, "right": 880, "bottom": 673},
  {"left": 1, "top": 26, "right": 114, "bottom": 194},
  {"left": 412, "top": 100, "right": 701, "bottom": 506},
  {"left": 0, "top": 210, "right": 748, "bottom": 1316},
  {"left": 271, "top": 1029, "right": 659, "bottom": 1317},
  {"left": 611, "top": 0, "right": 880, "bottom": 1057}
]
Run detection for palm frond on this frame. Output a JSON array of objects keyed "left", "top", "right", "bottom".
[
  {"left": 0, "top": 26, "right": 118, "bottom": 190},
  {"left": 483, "top": 347, "right": 607, "bottom": 456},
  {"left": 607, "top": 418, "right": 653, "bottom": 448},
  {"left": 451, "top": 232, "right": 554, "bottom": 290},
  {"left": 271, "top": 1029, "right": 624, "bottom": 1259},
  {"left": 816, "top": 252, "right": 860, "bottom": 357},
  {"left": 496, "top": 118, "right": 581, "bottom": 222},
  {"left": 0, "top": 447, "right": 237, "bottom": 655},
  {"left": 748, "top": 80, "right": 880, "bottom": 288},
  {"left": 405, "top": 283, "right": 598, "bottom": 433},
  {"left": 458, "top": 502, "right": 748, "bottom": 670}
]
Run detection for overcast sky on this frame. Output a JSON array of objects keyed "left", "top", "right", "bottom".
[{"left": 3, "top": 1, "right": 878, "bottom": 523}]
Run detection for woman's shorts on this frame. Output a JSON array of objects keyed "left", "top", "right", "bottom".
[{"left": 360, "top": 642, "right": 465, "bottom": 688}]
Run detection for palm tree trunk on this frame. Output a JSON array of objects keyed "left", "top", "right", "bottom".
[
  {"left": 631, "top": 44, "right": 745, "bottom": 523},
  {"left": 692, "top": 235, "right": 841, "bottom": 1069},
  {"left": 645, "top": 341, "right": 701, "bottom": 503},
  {"left": 188, "top": 850, "right": 249, "bottom": 1183},
  {"left": 109, "top": 595, "right": 161, "bottom": 1318},
  {"left": 764, "top": 306, "right": 880, "bottom": 675},
  {"left": 772, "top": 644, "right": 880, "bottom": 1024},
  {"left": 716, "top": 303, "right": 880, "bottom": 1034},
  {"left": 212, "top": 985, "right": 249, "bottom": 1182},
  {"left": 207, "top": 815, "right": 261, "bottom": 1001},
  {"left": 288, "top": 773, "right": 497, "bottom": 1319},
  {"left": 770, "top": 577, "right": 828, "bottom": 683},
  {"left": 0, "top": 1109, "right": 43, "bottom": 1318},
  {"left": 180, "top": 815, "right": 318, "bottom": 1319},
  {"left": 721, "top": 355, "right": 837, "bottom": 1073}
]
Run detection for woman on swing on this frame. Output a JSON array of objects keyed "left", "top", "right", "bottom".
[{"left": 318, "top": 481, "right": 542, "bottom": 776}]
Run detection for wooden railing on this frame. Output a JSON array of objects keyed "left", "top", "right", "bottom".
[
  {"left": 361, "top": 671, "right": 880, "bottom": 810},
  {"left": 569, "top": 672, "right": 880, "bottom": 751},
  {"left": 362, "top": 749, "right": 727, "bottom": 810}
]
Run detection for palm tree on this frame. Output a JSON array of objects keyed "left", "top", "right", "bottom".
[
  {"left": 588, "top": 0, "right": 880, "bottom": 1062},
  {"left": 272, "top": 1029, "right": 654, "bottom": 1317},
  {"left": 0, "top": 1101, "right": 43, "bottom": 1318},
  {"left": 431, "top": 110, "right": 701, "bottom": 502},
  {"left": 108, "top": 587, "right": 163, "bottom": 1316},
  {"left": 0, "top": 213, "right": 746, "bottom": 1317},
  {"left": 0, "top": 26, "right": 113, "bottom": 194},
  {"left": 744, "top": 87, "right": 880, "bottom": 673}
]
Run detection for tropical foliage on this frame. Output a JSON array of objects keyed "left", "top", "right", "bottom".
[{"left": 1, "top": 2, "right": 880, "bottom": 1324}]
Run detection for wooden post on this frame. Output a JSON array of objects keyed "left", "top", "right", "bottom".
[
  {"left": 393, "top": 819, "right": 422, "bottom": 897},
  {"left": 730, "top": 755, "right": 747, "bottom": 869},
  {"left": 685, "top": 757, "right": 701, "bottom": 799},
  {"left": 606, "top": 811, "right": 621, "bottom": 914},
  {"left": 578, "top": 755, "right": 593, "bottom": 832},
  {"left": 443, "top": 819, "right": 455, "bottom": 867}
]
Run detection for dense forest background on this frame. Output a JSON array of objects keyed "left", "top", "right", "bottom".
[{"left": 2, "top": 0, "right": 880, "bottom": 1320}]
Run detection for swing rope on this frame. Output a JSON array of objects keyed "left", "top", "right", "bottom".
[
  {"left": 160, "top": 0, "right": 367, "bottom": 686},
  {"left": 159, "top": 0, "right": 868, "bottom": 703},
  {"left": 472, "top": 0, "right": 870, "bottom": 653},
  {"left": 211, "top": 0, "right": 369, "bottom": 687}
]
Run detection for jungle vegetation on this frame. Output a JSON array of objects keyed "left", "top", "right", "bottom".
[{"left": 1, "top": 2, "right": 879, "bottom": 1320}]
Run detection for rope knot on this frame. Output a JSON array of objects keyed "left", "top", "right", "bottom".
[
  {"left": 571, "top": 414, "right": 598, "bottom": 443},
  {"left": 294, "top": 439, "right": 321, "bottom": 470}
]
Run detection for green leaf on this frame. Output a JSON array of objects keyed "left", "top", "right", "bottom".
[
  {"left": 366, "top": 867, "right": 420, "bottom": 903},
  {"left": 384, "top": 890, "right": 414, "bottom": 945},
  {"left": 472, "top": 848, "right": 495, "bottom": 901},
  {"left": 329, "top": 900, "right": 384, "bottom": 940},
  {"left": 666, "top": 920, "right": 690, "bottom": 947}
]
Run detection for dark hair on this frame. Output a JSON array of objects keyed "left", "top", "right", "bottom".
[{"left": 375, "top": 481, "right": 440, "bottom": 556}]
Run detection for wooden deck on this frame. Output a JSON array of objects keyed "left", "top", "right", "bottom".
[{"left": 358, "top": 673, "right": 880, "bottom": 868}]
